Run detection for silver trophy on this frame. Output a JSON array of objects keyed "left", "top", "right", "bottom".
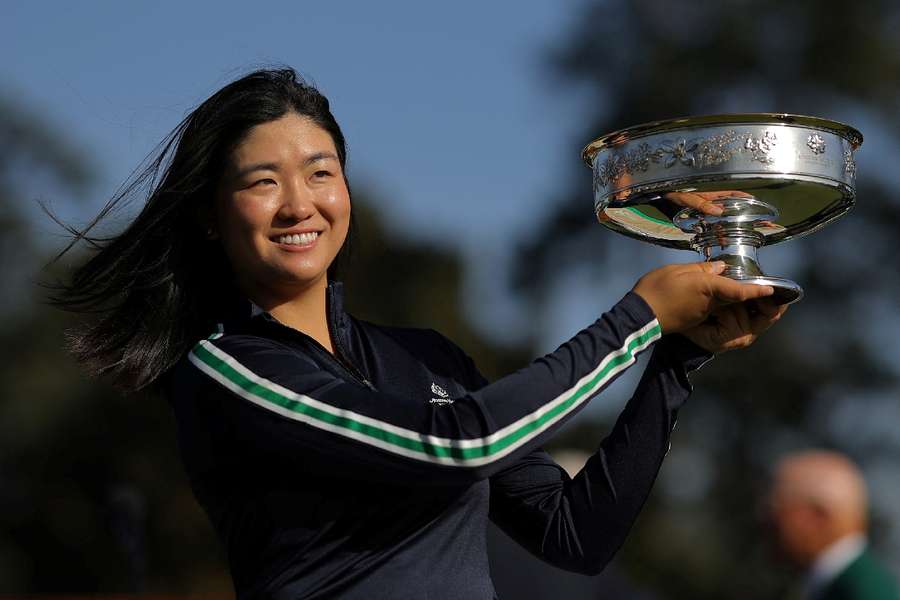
[{"left": 582, "top": 114, "right": 863, "bottom": 303}]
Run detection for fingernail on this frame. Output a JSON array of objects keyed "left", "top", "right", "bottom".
[{"left": 711, "top": 261, "right": 726, "bottom": 273}]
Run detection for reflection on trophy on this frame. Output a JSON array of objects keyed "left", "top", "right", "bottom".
[{"left": 583, "top": 114, "right": 863, "bottom": 304}]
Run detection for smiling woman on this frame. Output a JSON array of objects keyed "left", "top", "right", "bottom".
[
  {"left": 214, "top": 113, "right": 351, "bottom": 352},
  {"left": 50, "top": 68, "right": 785, "bottom": 599}
]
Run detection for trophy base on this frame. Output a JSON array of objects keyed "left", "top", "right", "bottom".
[
  {"left": 673, "top": 196, "right": 803, "bottom": 305},
  {"left": 731, "top": 275, "right": 803, "bottom": 305}
]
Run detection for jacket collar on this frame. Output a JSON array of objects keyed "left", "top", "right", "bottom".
[{"left": 219, "top": 280, "right": 350, "bottom": 341}]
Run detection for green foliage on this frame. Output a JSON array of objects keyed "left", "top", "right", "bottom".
[
  {"left": 343, "top": 200, "right": 532, "bottom": 382},
  {"left": 514, "top": 0, "right": 900, "bottom": 598}
]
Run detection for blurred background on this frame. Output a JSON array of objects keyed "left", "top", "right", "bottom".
[{"left": 2, "top": 0, "right": 899, "bottom": 597}]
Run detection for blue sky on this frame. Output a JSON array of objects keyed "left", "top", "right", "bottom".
[
  {"left": 2, "top": 1, "right": 586, "bottom": 237},
  {"left": 10, "top": 1, "right": 897, "bottom": 375},
  {"left": 4, "top": 0, "right": 620, "bottom": 345}
]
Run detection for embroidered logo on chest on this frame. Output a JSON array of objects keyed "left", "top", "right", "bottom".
[{"left": 429, "top": 382, "right": 453, "bottom": 405}]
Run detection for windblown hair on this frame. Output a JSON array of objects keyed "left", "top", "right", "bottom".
[{"left": 48, "top": 68, "right": 351, "bottom": 392}]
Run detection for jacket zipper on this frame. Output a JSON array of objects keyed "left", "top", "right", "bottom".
[
  {"left": 324, "top": 301, "right": 377, "bottom": 391},
  {"left": 309, "top": 339, "right": 376, "bottom": 391},
  {"left": 256, "top": 290, "right": 377, "bottom": 391},
  {"left": 267, "top": 317, "right": 376, "bottom": 391}
]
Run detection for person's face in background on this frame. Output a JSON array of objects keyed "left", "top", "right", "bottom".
[
  {"left": 766, "top": 489, "right": 826, "bottom": 567},
  {"left": 766, "top": 470, "right": 837, "bottom": 568},
  {"left": 763, "top": 452, "right": 870, "bottom": 570},
  {"left": 214, "top": 112, "right": 351, "bottom": 304}
]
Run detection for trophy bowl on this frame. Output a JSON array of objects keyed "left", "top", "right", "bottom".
[{"left": 582, "top": 114, "right": 863, "bottom": 304}]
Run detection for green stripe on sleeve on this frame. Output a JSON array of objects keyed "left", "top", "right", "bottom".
[{"left": 188, "top": 320, "right": 661, "bottom": 466}]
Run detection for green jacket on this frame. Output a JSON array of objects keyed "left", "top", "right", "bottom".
[{"left": 819, "top": 548, "right": 900, "bottom": 600}]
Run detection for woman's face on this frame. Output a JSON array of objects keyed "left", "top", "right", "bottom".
[{"left": 215, "top": 112, "right": 350, "bottom": 302}]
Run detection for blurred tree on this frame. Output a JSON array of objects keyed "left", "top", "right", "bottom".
[
  {"left": 344, "top": 200, "right": 532, "bottom": 382},
  {"left": 0, "top": 94, "right": 530, "bottom": 593},
  {"left": 0, "top": 96, "right": 94, "bottom": 318},
  {"left": 512, "top": 0, "right": 900, "bottom": 598}
]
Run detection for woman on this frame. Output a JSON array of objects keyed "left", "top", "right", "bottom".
[{"left": 54, "top": 68, "right": 783, "bottom": 599}]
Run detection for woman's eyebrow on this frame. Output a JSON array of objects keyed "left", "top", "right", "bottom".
[{"left": 304, "top": 151, "right": 339, "bottom": 166}]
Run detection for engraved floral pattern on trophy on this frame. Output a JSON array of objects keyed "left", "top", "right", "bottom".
[
  {"left": 595, "top": 129, "right": 786, "bottom": 189},
  {"left": 843, "top": 148, "right": 857, "bottom": 179},
  {"left": 694, "top": 130, "right": 741, "bottom": 166},
  {"left": 657, "top": 139, "right": 699, "bottom": 167},
  {"left": 742, "top": 130, "right": 778, "bottom": 164},
  {"left": 807, "top": 134, "right": 827, "bottom": 155}
]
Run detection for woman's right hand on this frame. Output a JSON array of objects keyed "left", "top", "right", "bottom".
[{"left": 632, "top": 261, "right": 775, "bottom": 334}]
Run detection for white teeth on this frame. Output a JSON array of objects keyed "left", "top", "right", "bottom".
[{"left": 278, "top": 232, "right": 318, "bottom": 245}]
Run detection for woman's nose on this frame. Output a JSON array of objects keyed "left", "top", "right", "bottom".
[{"left": 277, "top": 184, "right": 315, "bottom": 221}]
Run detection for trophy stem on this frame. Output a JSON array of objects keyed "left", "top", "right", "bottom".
[
  {"left": 694, "top": 227, "right": 765, "bottom": 279},
  {"left": 673, "top": 196, "right": 804, "bottom": 305}
]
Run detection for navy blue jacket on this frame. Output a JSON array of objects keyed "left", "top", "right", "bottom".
[{"left": 167, "top": 282, "right": 709, "bottom": 599}]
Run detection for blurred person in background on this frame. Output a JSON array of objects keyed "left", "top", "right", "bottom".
[
  {"left": 766, "top": 450, "right": 900, "bottom": 600},
  {"left": 49, "top": 67, "right": 786, "bottom": 599}
]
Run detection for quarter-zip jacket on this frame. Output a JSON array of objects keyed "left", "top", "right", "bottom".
[{"left": 167, "top": 282, "right": 710, "bottom": 599}]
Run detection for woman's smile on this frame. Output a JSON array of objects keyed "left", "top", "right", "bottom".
[{"left": 274, "top": 230, "right": 320, "bottom": 248}]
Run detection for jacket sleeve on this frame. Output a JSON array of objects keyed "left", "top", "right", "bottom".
[
  {"left": 487, "top": 333, "right": 712, "bottom": 574},
  {"left": 170, "top": 292, "right": 663, "bottom": 486}
]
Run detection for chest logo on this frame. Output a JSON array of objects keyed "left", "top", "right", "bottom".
[{"left": 430, "top": 382, "right": 454, "bottom": 406}]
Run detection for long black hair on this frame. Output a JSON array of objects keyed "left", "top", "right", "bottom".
[{"left": 48, "top": 68, "right": 351, "bottom": 392}]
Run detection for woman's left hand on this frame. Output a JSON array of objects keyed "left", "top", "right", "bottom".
[{"left": 680, "top": 297, "right": 787, "bottom": 354}]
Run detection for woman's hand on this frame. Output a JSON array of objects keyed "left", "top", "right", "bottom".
[
  {"left": 632, "top": 261, "right": 776, "bottom": 335},
  {"left": 663, "top": 190, "right": 754, "bottom": 216},
  {"left": 679, "top": 297, "right": 786, "bottom": 354}
]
